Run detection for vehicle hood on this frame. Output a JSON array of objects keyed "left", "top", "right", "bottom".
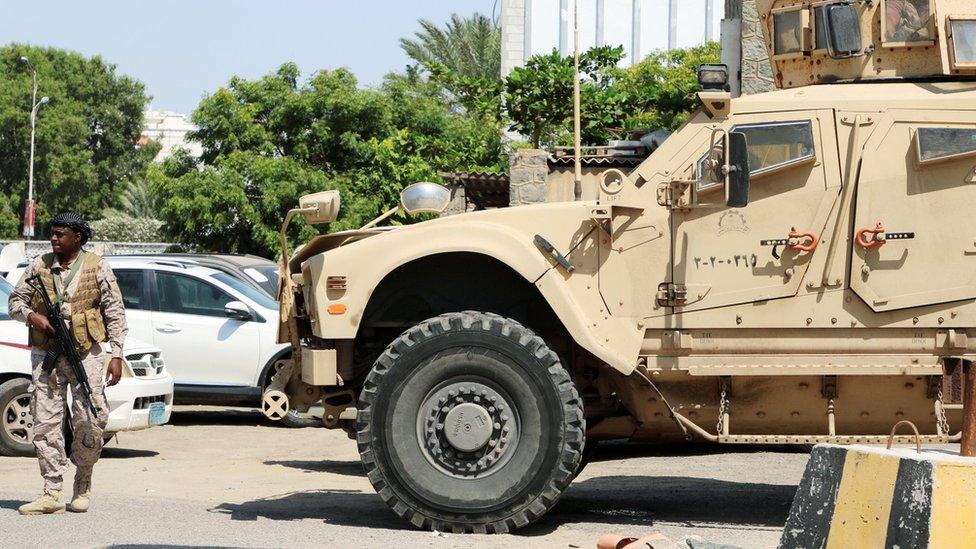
[{"left": 289, "top": 201, "right": 606, "bottom": 278}]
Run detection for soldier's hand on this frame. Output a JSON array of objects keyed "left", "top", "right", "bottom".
[
  {"left": 106, "top": 358, "right": 123, "bottom": 386},
  {"left": 27, "top": 312, "right": 55, "bottom": 334}
]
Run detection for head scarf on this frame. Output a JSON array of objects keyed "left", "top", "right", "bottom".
[{"left": 50, "top": 212, "right": 93, "bottom": 245}]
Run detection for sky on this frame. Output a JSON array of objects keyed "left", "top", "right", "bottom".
[{"left": 0, "top": 0, "right": 496, "bottom": 114}]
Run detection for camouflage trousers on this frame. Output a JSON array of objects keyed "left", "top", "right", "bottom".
[{"left": 30, "top": 346, "right": 109, "bottom": 493}]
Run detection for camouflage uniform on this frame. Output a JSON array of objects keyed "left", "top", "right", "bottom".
[{"left": 8, "top": 253, "right": 127, "bottom": 494}]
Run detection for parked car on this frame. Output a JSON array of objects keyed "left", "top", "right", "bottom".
[
  {"left": 112, "top": 254, "right": 280, "bottom": 299},
  {"left": 4, "top": 256, "right": 311, "bottom": 427},
  {"left": 0, "top": 278, "right": 174, "bottom": 457}
]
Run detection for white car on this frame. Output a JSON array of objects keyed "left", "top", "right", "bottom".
[
  {"left": 0, "top": 278, "right": 174, "bottom": 457},
  {"left": 5, "top": 257, "right": 311, "bottom": 427}
]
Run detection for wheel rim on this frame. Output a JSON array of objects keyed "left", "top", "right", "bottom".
[
  {"left": 2, "top": 392, "right": 33, "bottom": 445},
  {"left": 416, "top": 378, "right": 520, "bottom": 479}
]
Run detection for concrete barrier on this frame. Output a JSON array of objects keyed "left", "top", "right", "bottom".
[{"left": 780, "top": 443, "right": 976, "bottom": 548}]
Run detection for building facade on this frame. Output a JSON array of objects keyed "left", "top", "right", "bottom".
[
  {"left": 141, "top": 110, "right": 203, "bottom": 162},
  {"left": 501, "top": 0, "right": 725, "bottom": 76}
]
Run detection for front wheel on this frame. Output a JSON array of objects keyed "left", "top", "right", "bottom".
[
  {"left": 0, "top": 378, "right": 34, "bottom": 457},
  {"left": 357, "top": 312, "right": 585, "bottom": 533}
]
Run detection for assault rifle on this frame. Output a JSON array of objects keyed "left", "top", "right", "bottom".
[{"left": 25, "top": 274, "right": 99, "bottom": 415}]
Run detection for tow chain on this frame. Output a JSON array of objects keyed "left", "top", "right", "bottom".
[
  {"left": 937, "top": 388, "right": 951, "bottom": 437},
  {"left": 716, "top": 383, "right": 729, "bottom": 435}
]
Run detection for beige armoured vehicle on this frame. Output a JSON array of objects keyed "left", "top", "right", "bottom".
[{"left": 265, "top": 0, "right": 976, "bottom": 533}]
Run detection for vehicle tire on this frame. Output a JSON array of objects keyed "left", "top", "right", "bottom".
[
  {"left": 0, "top": 378, "right": 34, "bottom": 457},
  {"left": 357, "top": 311, "right": 585, "bottom": 533},
  {"left": 573, "top": 439, "right": 600, "bottom": 479}
]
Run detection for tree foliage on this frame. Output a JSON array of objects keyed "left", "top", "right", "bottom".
[
  {"left": 502, "top": 43, "right": 720, "bottom": 148},
  {"left": 400, "top": 14, "right": 501, "bottom": 82},
  {"left": 90, "top": 215, "right": 163, "bottom": 243},
  {"left": 0, "top": 44, "right": 157, "bottom": 238},
  {"left": 153, "top": 65, "right": 505, "bottom": 256},
  {"left": 619, "top": 41, "right": 723, "bottom": 131}
]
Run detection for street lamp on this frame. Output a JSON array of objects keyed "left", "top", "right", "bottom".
[{"left": 20, "top": 56, "right": 48, "bottom": 239}]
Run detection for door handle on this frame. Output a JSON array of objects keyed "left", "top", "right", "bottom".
[{"left": 155, "top": 324, "right": 182, "bottom": 334}]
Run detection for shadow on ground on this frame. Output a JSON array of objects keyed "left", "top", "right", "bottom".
[
  {"left": 0, "top": 499, "right": 23, "bottom": 511},
  {"left": 265, "top": 459, "right": 364, "bottom": 477},
  {"left": 100, "top": 447, "right": 159, "bottom": 459},
  {"left": 211, "top": 489, "right": 406, "bottom": 530},
  {"left": 167, "top": 408, "right": 268, "bottom": 427},
  {"left": 211, "top": 474, "right": 796, "bottom": 535}
]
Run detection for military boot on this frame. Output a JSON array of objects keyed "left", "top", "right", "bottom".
[
  {"left": 18, "top": 491, "right": 65, "bottom": 515},
  {"left": 70, "top": 472, "right": 92, "bottom": 513}
]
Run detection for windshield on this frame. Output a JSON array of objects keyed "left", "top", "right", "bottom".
[
  {"left": 0, "top": 278, "right": 11, "bottom": 321},
  {"left": 211, "top": 271, "right": 279, "bottom": 311},
  {"left": 243, "top": 265, "right": 280, "bottom": 298}
]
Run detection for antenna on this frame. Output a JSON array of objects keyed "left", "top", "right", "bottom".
[{"left": 573, "top": 0, "right": 582, "bottom": 201}]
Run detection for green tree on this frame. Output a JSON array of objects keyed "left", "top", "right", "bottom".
[
  {"left": 150, "top": 151, "right": 332, "bottom": 255},
  {"left": 103, "top": 178, "right": 161, "bottom": 219},
  {"left": 400, "top": 14, "right": 501, "bottom": 82},
  {"left": 504, "top": 46, "right": 628, "bottom": 148},
  {"left": 618, "top": 42, "right": 722, "bottom": 131},
  {"left": 0, "top": 44, "right": 157, "bottom": 237},
  {"left": 155, "top": 64, "right": 505, "bottom": 256}
]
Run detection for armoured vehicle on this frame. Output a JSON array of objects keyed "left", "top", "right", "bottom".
[{"left": 265, "top": 0, "right": 976, "bottom": 533}]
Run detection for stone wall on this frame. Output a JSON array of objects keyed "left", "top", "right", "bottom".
[
  {"left": 508, "top": 149, "right": 549, "bottom": 206},
  {"left": 740, "top": 0, "right": 776, "bottom": 95}
]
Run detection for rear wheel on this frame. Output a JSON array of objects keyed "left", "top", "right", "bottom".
[
  {"left": 357, "top": 312, "right": 584, "bottom": 533},
  {"left": 0, "top": 378, "right": 34, "bottom": 457}
]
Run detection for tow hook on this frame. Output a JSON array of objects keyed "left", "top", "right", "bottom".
[{"left": 760, "top": 228, "right": 819, "bottom": 259}]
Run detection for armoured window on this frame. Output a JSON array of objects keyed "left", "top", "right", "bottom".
[
  {"left": 115, "top": 269, "right": 145, "bottom": 310},
  {"left": 915, "top": 127, "right": 976, "bottom": 165},
  {"left": 949, "top": 18, "right": 976, "bottom": 69},
  {"left": 772, "top": 9, "right": 806, "bottom": 57},
  {"left": 881, "top": 0, "right": 933, "bottom": 46},
  {"left": 154, "top": 271, "right": 234, "bottom": 318},
  {"left": 814, "top": 5, "right": 829, "bottom": 50},
  {"left": 696, "top": 121, "right": 815, "bottom": 189},
  {"left": 735, "top": 121, "right": 816, "bottom": 177}
]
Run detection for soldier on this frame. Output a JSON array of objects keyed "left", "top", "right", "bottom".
[{"left": 8, "top": 212, "right": 127, "bottom": 515}]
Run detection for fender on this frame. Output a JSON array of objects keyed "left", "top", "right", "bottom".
[{"left": 302, "top": 207, "right": 641, "bottom": 375}]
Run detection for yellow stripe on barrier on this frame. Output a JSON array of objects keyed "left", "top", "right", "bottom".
[
  {"left": 825, "top": 450, "right": 900, "bottom": 549},
  {"left": 929, "top": 462, "right": 976, "bottom": 548}
]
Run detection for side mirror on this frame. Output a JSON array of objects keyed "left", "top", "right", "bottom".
[
  {"left": 224, "top": 300, "right": 253, "bottom": 321},
  {"left": 298, "top": 190, "right": 341, "bottom": 225},
  {"left": 399, "top": 182, "right": 452, "bottom": 216},
  {"left": 825, "top": 3, "right": 862, "bottom": 59},
  {"left": 726, "top": 131, "right": 750, "bottom": 208}
]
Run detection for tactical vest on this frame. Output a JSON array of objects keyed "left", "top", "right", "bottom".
[{"left": 28, "top": 252, "right": 108, "bottom": 351}]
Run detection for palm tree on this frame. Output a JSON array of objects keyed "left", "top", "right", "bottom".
[
  {"left": 400, "top": 13, "right": 502, "bottom": 81},
  {"left": 104, "top": 179, "right": 160, "bottom": 219}
]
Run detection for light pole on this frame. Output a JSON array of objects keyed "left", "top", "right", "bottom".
[{"left": 20, "top": 56, "right": 48, "bottom": 239}]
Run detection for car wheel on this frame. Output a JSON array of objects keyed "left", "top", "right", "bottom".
[
  {"left": 0, "top": 378, "right": 34, "bottom": 457},
  {"left": 357, "top": 311, "right": 585, "bottom": 533}
]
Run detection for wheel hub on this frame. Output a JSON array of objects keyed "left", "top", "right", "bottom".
[
  {"left": 2, "top": 393, "right": 33, "bottom": 444},
  {"left": 417, "top": 380, "right": 519, "bottom": 479},
  {"left": 442, "top": 402, "right": 492, "bottom": 452}
]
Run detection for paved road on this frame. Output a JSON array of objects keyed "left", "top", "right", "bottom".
[{"left": 0, "top": 406, "right": 817, "bottom": 548}]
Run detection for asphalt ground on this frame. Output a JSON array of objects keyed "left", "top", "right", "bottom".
[{"left": 0, "top": 406, "right": 855, "bottom": 548}]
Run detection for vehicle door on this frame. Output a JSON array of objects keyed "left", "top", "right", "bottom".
[
  {"left": 671, "top": 110, "right": 840, "bottom": 313},
  {"left": 851, "top": 110, "right": 976, "bottom": 311},
  {"left": 112, "top": 268, "right": 154, "bottom": 349},
  {"left": 149, "top": 270, "right": 261, "bottom": 386}
]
